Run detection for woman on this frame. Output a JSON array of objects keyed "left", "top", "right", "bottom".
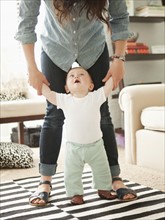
[{"left": 15, "top": 0, "right": 137, "bottom": 206}]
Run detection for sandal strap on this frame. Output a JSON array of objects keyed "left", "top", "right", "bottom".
[
  {"left": 112, "top": 177, "right": 122, "bottom": 183},
  {"left": 116, "top": 188, "right": 137, "bottom": 200},
  {"left": 39, "top": 180, "right": 52, "bottom": 189}
]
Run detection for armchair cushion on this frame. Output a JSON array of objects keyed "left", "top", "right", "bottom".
[
  {"left": 0, "top": 142, "right": 34, "bottom": 168},
  {"left": 141, "top": 106, "right": 165, "bottom": 131},
  {"left": 0, "top": 86, "right": 46, "bottom": 118}
]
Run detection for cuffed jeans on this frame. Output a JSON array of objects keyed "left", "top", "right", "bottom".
[{"left": 39, "top": 43, "right": 120, "bottom": 177}]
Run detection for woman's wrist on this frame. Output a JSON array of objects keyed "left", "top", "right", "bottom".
[{"left": 111, "top": 55, "right": 125, "bottom": 62}]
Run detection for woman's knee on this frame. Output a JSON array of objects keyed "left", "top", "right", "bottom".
[
  {"left": 100, "top": 101, "right": 112, "bottom": 124},
  {"left": 43, "top": 102, "right": 65, "bottom": 128}
]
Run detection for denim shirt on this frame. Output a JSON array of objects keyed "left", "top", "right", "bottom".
[{"left": 15, "top": 0, "right": 130, "bottom": 71}]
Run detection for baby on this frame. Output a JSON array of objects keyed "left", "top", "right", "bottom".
[{"left": 42, "top": 63, "right": 115, "bottom": 205}]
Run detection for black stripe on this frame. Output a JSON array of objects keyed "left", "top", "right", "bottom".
[
  {"left": 0, "top": 185, "right": 21, "bottom": 192},
  {"left": 1, "top": 209, "right": 75, "bottom": 220},
  {"left": 107, "top": 208, "right": 165, "bottom": 220},
  {"left": 0, "top": 182, "right": 15, "bottom": 187},
  {"left": 64, "top": 198, "right": 165, "bottom": 215},
  {"left": 1, "top": 188, "right": 28, "bottom": 198},
  {"left": 1, "top": 204, "right": 57, "bottom": 218},
  {"left": 76, "top": 207, "right": 165, "bottom": 220},
  {"left": 1, "top": 195, "right": 30, "bottom": 206}
]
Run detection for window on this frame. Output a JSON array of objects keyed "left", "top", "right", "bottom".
[
  {"left": 0, "top": 0, "right": 43, "bottom": 94},
  {"left": 1, "top": 0, "right": 26, "bottom": 89}
]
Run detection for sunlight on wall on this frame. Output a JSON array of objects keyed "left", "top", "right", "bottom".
[
  {"left": 1, "top": 0, "right": 27, "bottom": 84},
  {"left": 1, "top": 0, "right": 44, "bottom": 86}
]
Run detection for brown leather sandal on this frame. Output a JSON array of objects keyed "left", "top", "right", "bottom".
[
  {"left": 98, "top": 190, "right": 117, "bottom": 200},
  {"left": 71, "top": 195, "right": 84, "bottom": 205}
]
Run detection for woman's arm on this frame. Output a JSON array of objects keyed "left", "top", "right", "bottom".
[
  {"left": 102, "top": 40, "right": 126, "bottom": 90},
  {"left": 103, "top": 0, "right": 129, "bottom": 90},
  {"left": 15, "top": 0, "right": 49, "bottom": 95},
  {"left": 22, "top": 44, "right": 50, "bottom": 95},
  {"left": 42, "top": 83, "right": 57, "bottom": 106}
]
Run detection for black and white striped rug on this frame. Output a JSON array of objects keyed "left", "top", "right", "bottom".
[{"left": 1, "top": 171, "right": 165, "bottom": 220}]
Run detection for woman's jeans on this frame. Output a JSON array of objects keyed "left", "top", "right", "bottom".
[{"left": 39, "top": 43, "right": 120, "bottom": 178}]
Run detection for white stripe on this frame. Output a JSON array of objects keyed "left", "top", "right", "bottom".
[
  {"left": 137, "top": 212, "right": 165, "bottom": 220},
  {"left": 1, "top": 191, "right": 30, "bottom": 201},
  {"left": 1, "top": 204, "right": 33, "bottom": 216},
  {"left": 1, "top": 193, "right": 30, "bottom": 207},
  {"left": 0, "top": 187, "right": 24, "bottom": 196},
  {"left": 0, "top": 182, "right": 17, "bottom": 190},
  {"left": 1, "top": 193, "right": 30, "bottom": 202},
  {"left": 14, "top": 177, "right": 40, "bottom": 185},
  {"left": 32, "top": 212, "right": 77, "bottom": 220}
]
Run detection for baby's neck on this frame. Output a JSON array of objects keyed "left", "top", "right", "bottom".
[{"left": 71, "top": 91, "right": 89, "bottom": 98}]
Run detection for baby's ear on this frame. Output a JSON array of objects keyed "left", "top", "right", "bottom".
[
  {"left": 65, "top": 85, "right": 70, "bottom": 93},
  {"left": 89, "top": 83, "right": 94, "bottom": 91}
]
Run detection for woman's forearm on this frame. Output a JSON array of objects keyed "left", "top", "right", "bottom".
[
  {"left": 113, "top": 40, "right": 127, "bottom": 56},
  {"left": 22, "top": 43, "right": 38, "bottom": 72},
  {"left": 22, "top": 43, "right": 50, "bottom": 95}
]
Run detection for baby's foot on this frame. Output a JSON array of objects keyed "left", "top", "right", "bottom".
[
  {"left": 71, "top": 195, "right": 84, "bottom": 205},
  {"left": 98, "top": 190, "right": 117, "bottom": 200}
]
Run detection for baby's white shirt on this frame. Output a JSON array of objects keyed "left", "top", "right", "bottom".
[{"left": 56, "top": 87, "right": 106, "bottom": 144}]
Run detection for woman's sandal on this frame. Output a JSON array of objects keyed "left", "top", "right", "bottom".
[
  {"left": 71, "top": 195, "right": 84, "bottom": 205},
  {"left": 29, "top": 180, "right": 52, "bottom": 207},
  {"left": 98, "top": 190, "right": 117, "bottom": 200},
  {"left": 113, "top": 177, "right": 138, "bottom": 202}
]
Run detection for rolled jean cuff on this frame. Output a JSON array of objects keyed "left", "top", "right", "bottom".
[
  {"left": 39, "top": 163, "right": 57, "bottom": 176},
  {"left": 110, "top": 165, "right": 120, "bottom": 178}
]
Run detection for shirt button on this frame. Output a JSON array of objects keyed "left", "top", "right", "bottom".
[
  {"left": 73, "top": 3, "right": 76, "bottom": 6},
  {"left": 73, "top": 30, "right": 76, "bottom": 34},
  {"left": 74, "top": 42, "right": 77, "bottom": 46},
  {"left": 75, "top": 54, "right": 77, "bottom": 57},
  {"left": 73, "top": 17, "right": 76, "bottom": 21}
]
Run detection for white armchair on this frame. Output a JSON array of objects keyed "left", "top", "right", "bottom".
[{"left": 119, "top": 84, "right": 165, "bottom": 172}]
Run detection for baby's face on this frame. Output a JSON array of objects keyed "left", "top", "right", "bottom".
[{"left": 65, "top": 67, "right": 94, "bottom": 95}]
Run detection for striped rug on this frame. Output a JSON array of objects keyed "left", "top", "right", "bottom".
[{"left": 1, "top": 171, "right": 165, "bottom": 220}]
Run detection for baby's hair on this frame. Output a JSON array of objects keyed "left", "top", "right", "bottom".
[{"left": 66, "top": 66, "right": 94, "bottom": 84}]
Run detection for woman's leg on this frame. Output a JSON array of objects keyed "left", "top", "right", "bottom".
[
  {"left": 87, "top": 44, "right": 120, "bottom": 177},
  {"left": 40, "top": 50, "right": 66, "bottom": 174},
  {"left": 31, "top": 50, "right": 67, "bottom": 205},
  {"left": 87, "top": 44, "right": 136, "bottom": 200}
]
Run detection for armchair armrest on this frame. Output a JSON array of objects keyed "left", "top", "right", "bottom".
[{"left": 118, "top": 83, "right": 165, "bottom": 164}]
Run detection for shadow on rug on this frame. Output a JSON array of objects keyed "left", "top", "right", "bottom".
[{"left": 1, "top": 171, "right": 165, "bottom": 220}]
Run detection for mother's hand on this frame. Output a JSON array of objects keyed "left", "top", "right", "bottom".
[
  {"left": 102, "top": 59, "right": 125, "bottom": 90},
  {"left": 28, "top": 69, "right": 50, "bottom": 95}
]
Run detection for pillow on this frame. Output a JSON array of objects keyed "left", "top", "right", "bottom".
[
  {"left": 0, "top": 79, "right": 27, "bottom": 101},
  {"left": 0, "top": 142, "right": 34, "bottom": 168},
  {"left": 141, "top": 106, "right": 165, "bottom": 132},
  {"left": 0, "top": 92, "right": 26, "bottom": 101}
]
